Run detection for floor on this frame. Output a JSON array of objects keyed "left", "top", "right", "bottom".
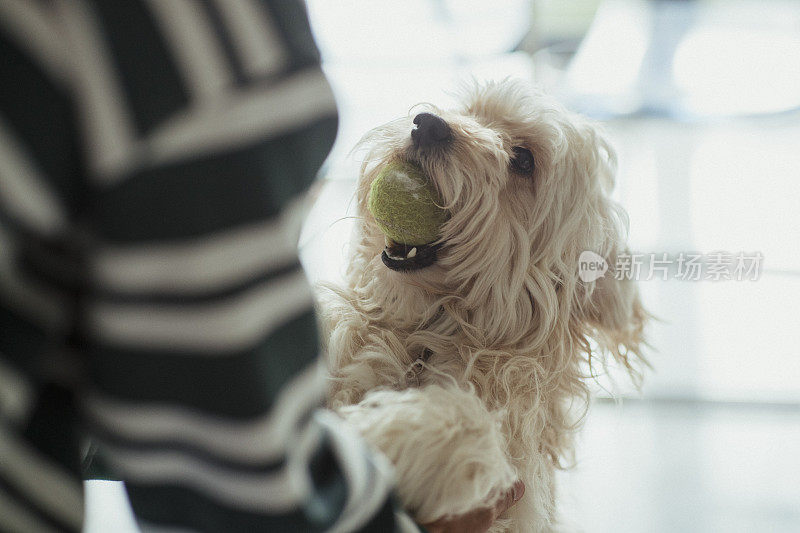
[{"left": 559, "top": 400, "right": 800, "bottom": 533}]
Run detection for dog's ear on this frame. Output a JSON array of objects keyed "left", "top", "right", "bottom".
[{"left": 568, "top": 123, "right": 649, "bottom": 383}]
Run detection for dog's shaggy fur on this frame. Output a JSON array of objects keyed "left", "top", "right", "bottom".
[{"left": 317, "top": 80, "right": 647, "bottom": 532}]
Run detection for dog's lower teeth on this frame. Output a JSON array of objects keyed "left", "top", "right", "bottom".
[{"left": 382, "top": 241, "right": 442, "bottom": 270}]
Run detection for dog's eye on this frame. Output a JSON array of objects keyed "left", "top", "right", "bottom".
[{"left": 510, "top": 147, "right": 535, "bottom": 175}]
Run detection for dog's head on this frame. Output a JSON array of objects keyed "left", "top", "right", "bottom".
[{"left": 351, "top": 80, "right": 646, "bottom": 379}]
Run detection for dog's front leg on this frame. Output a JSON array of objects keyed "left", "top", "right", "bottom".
[{"left": 337, "top": 384, "right": 517, "bottom": 525}]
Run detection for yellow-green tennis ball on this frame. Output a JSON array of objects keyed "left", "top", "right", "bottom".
[{"left": 368, "top": 161, "right": 448, "bottom": 246}]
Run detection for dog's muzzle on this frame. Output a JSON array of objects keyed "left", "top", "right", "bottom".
[
  {"left": 379, "top": 114, "right": 447, "bottom": 272},
  {"left": 381, "top": 240, "right": 442, "bottom": 271}
]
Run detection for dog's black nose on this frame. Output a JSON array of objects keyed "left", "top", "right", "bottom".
[{"left": 412, "top": 113, "right": 451, "bottom": 147}]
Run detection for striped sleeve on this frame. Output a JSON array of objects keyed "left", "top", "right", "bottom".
[
  {"left": 0, "top": 1, "right": 87, "bottom": 531},
  {"left": 0, "top": 1, "right": 413, "bottom": 531}
]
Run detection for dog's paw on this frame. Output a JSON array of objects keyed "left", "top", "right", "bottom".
[{"left": 338, "top": 384, "right": 516, "bottom": 523}]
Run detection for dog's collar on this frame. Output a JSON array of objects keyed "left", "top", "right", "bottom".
[
  {"left": 404, "top": 348, "right": 433, "bottom": 387},
  {"left": 402, "top": 308, "right": 443, "bottom": 387}
]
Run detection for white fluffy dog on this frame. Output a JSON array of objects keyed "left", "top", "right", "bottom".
[{"left": 318, "top": 80, "right": 647, "bottom": 532}]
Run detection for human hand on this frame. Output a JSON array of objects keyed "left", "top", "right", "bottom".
[{"left": 421, "top": 480, "right": 525, "bottom": 533}]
